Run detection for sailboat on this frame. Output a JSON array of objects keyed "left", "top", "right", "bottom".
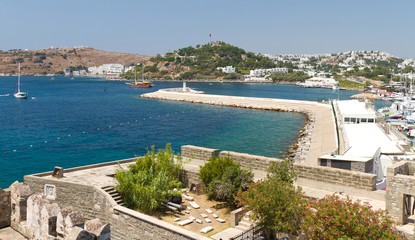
[
  {"left": 13, "top": 62, "right": 28, "bottom": 99},
  {"left": 125, "top": 63, "right": 152, "bottom": 88}
]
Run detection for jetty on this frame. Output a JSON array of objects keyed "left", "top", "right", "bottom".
[{"left": 141, "top": 90, "right": 337, "bottom": 165}]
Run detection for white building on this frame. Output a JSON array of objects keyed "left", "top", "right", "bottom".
[
  {"left": 337, "top": 100, "right": 376, "bottom": 124},
  {"left": 216, "top": 66, "right": 235, "bottom": 74},
  {"left": 249, "top": 68, "right": 288, "bottom": 77},
  {"left": 298, "top": 77, "right": 338, "bottom": 88},
  {"left": 88, "top": 64, "right": 125, "bottom": 75}
]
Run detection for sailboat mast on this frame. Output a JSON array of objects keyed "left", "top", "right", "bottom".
[
  {"left": 142, "top": 63, "right": 144, "bottom": 81},
  {"left": 17, "top": 62, "right": 21, "bottom": 93},
  {"left": 134, "top": 63, "right": 137, "bottom": 84}
]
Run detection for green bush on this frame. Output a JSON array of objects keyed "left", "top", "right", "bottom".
[
  {"left": 200, "top": 156, "right": 253, "bottom": 204},
  {"left": 267, "top": 158, "right": 296, "bottom": 184},
  {"left": 114, "top": 144, "right": 183, "bottom": 213},
  {"left": 206, "top": 165, "right": 253, "bottom": 203},
  {"left": 235, "top": 175, "right": 305, "bottom": 239},
  {"left": 199, "top": 155, "right": 238, "bottom": 186}
]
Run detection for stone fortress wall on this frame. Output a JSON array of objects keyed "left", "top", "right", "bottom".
[
  {"left": 24, "top": 175, "right": 115, "bottom": 222},
  {"left": 181, "top": 145, "right": 377, "bottom": 192},
  {"left": 386, "top": 161, "right": 415, "bottom": 225},
  {"left": 19, "top": 161, "right": 211, "bottom": 240},
  {"left": 0, "top": 188, "right": 11, "bottom": 228},
  {"left": 0, "top": 145, "right": 381, "bottom": 239}
]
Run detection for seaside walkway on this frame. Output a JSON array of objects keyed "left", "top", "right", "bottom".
[{"left": 141, "top": 90, "right": 337, "bottom": 165}]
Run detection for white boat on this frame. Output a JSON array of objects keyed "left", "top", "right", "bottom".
[{"left": 13, "top": 62, "right": 28, "bottom": 99}]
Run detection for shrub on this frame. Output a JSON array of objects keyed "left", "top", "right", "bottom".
[
  {"left": 302, "top": 194, "right": 404, "bottom": 239},
  {"left": 266, "top": 158, "right": 296, "bottom": 184},
  {"left": 199, "top": 155, "right": 238, "bottom": 186},
  {"left": 206, "top": 165, "right": 253, "bottom": 203},
  {"left": 199, "top": 156, "right": 253, "bottom": 204},
  {"left": 236, "top": 158, "right": 305, "bottom": 239},
  {"left": 114, "top": 144, "right": 183, "bottom": 213}
]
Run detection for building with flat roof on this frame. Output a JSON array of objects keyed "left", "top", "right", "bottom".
[
  {"left": 319, "top": 100, "right": 404, "bottom": 183},
  {"left": 337, "top": 100, "right": 376, "bottom": 124}
]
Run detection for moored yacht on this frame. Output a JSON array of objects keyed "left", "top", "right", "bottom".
[{"left": 13, "top": 62, "right": 28, "bottom": 99}]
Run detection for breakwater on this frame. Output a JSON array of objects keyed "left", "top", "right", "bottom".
[{"left": 142, "top": 90, "right": 338, "bottom": 165}]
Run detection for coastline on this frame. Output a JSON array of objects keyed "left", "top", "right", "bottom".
[{"left": 141, "top": 90, "right": 337, "bottom": 165}]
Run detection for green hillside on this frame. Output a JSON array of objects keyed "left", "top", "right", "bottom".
[{"left": 121, "top": 42, "right": 276, "bottom": 80}]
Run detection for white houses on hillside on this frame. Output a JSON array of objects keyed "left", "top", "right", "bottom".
[
  {"left": 88, "top": 64, "right": 125, "bottom": 75},
  {"left": 249, "top": 67, "right": 288, "bottom": 77},
  {"left": 216, "top": 66, "right": 235, "bottom": 74}
]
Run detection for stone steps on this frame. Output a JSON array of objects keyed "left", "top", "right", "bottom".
[
  {"left": 236, "top": 211, "right": 255, "bottom": 231},
  {"left": 102, "top": 186, "right": 124, "bottom": 205},
  {"left": 235, "top": 219, "right": 252, "bottom": 231}
]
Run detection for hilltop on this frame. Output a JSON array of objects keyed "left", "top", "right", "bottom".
[
  {"left": 121, "top": 42, "right": 277, "bottom": 80},
  {"left": 0, "top": 47, "right": 151, "bottom": 74}
]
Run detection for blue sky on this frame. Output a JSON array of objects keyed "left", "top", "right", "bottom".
[{"left": 1, "top": 0, "right": 414, "bottom": 58}]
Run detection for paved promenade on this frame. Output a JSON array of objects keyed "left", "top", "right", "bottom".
[{"left": 142, "top": 90, "right": 338, "bottom": 165}]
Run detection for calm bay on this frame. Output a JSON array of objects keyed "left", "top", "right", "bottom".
[{"left": 0, "top": 77, "right": 359, "bottom": 187}]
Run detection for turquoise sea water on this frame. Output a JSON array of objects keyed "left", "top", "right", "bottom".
[{"left": 0, "top": 77, "right": 358, "bottom": 188}]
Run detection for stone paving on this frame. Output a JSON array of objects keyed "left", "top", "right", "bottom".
[
  {"left": 142, "top": 90, "right": 338, "bottom": 165},
  {"left": 0, "top": 227, "right": 27, "bottom": 240},
  {"left": 210, "top": 227, "right": 243, "bottom": 240},
  {"left": 41, "top": 160, "right": 135, "bottom": 188}
]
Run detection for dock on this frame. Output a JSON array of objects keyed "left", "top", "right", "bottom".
[{"left": 141, "top": 90, "right": 338, "bottom": 165}]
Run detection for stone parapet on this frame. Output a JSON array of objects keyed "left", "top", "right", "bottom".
[
  {"left": 386, "top": 161, "right": 415, "bottom": 227},
  {"left": 182, "top": 169, "right": 201, "bottom": 187},
  {"left": 111, "top": 205, "right": 211, "bottom": 240},
  {"left": 181, "top": 145, "right": 219, "bottom": 161},
  {"left": 24, "top": 175, "right": 115, "bottom": 222},
  {"left": 294, "top": 163, "right": 376, "bottom": 191},
  {"left": 220, "top": 151, "right": 280, "bottom": 172}
]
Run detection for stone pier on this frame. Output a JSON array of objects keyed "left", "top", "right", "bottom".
[{"left": 142, "top": 90, "right": 337, "bottom": 165}]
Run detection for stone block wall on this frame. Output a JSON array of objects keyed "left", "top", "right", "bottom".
[
  {"left": 219, "top": 151, "right": 280, "bottom": 172},
  {"left": 24, "top": 175, "right": 114, "bottom": 222},
  {"left": 294, "top": 163, "right": 377, "bottom": 191},
  {"left": 181, "top": 145, "right": 219, "bottom": 161},
  {"left": 386, "top": 161, "right": 415, "bottom": 225},
  {"left": 9, "top": 181, "right": 32, "bottom": 233},
  {"left": 181, "top": 145, "right": 377, "bottom": 192},
  {"left": 0, "top": 188, "right": 11, "bottom": 228},
  {"left": 181, "top": 169, "right": 201, "bottom": 187},
  {"left": 111, "top": 205, "right": 211, "bottom": 240}
]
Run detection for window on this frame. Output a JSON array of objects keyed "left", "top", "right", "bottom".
[
  {"left": 351, "top": 118, "right": 356, "bottom": 123},
  {"left": 320, "top": 159, "right": 327, "bottom": 166},
  {"left": 344, "top": 117, "right": 350, "bottom": 122},
  {"left": 368, "top": 118, "right": 374, "bottom": 123},
  {"left": 361, "top": 118, "right": 367, "bottom": 122}
]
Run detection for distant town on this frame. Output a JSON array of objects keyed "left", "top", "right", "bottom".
[{"left": 0, "top": 44, "right": 414, "bottom": 90}]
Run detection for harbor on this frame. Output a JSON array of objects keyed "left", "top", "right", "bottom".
[{"left": 142, "top": 88, "right": 338, "bottom": 165}]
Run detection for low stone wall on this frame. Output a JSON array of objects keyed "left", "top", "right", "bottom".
[
  {"left": 181, "top": 145, "right": 219, "bottom": 161},
  {"left": 0, "top": 188, "right": 11, "bottom": 228},
  {"left": 220, "top": 151, "right": 280, "bottom": 172},
  {"left": 181, "top": 145, "right": 377, "bottom": 192},
  {"left": 386, "top": 161, "right": 415, "bottom": 225},
  {"left": 294, "top": 163, "right": 377, "bottom": 191},
  {"left": 111, "top": 205, "right": 211, "bottom": 240},
  {"left": 24, "top": 175, "right": 115, "bottom": 222},
  {"left": 182, "top": 169, "right": 202, "bottom": 187},
  {"left": 230, "top": 207, "right": 246, "bottom": 227}
]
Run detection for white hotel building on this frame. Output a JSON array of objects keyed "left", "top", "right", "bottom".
[
  {"left": 88, "top": 64, "right": 125, "bottom": 76},
  {"left": 249, "top": 67, "right": 288, "bottom": 77}
]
